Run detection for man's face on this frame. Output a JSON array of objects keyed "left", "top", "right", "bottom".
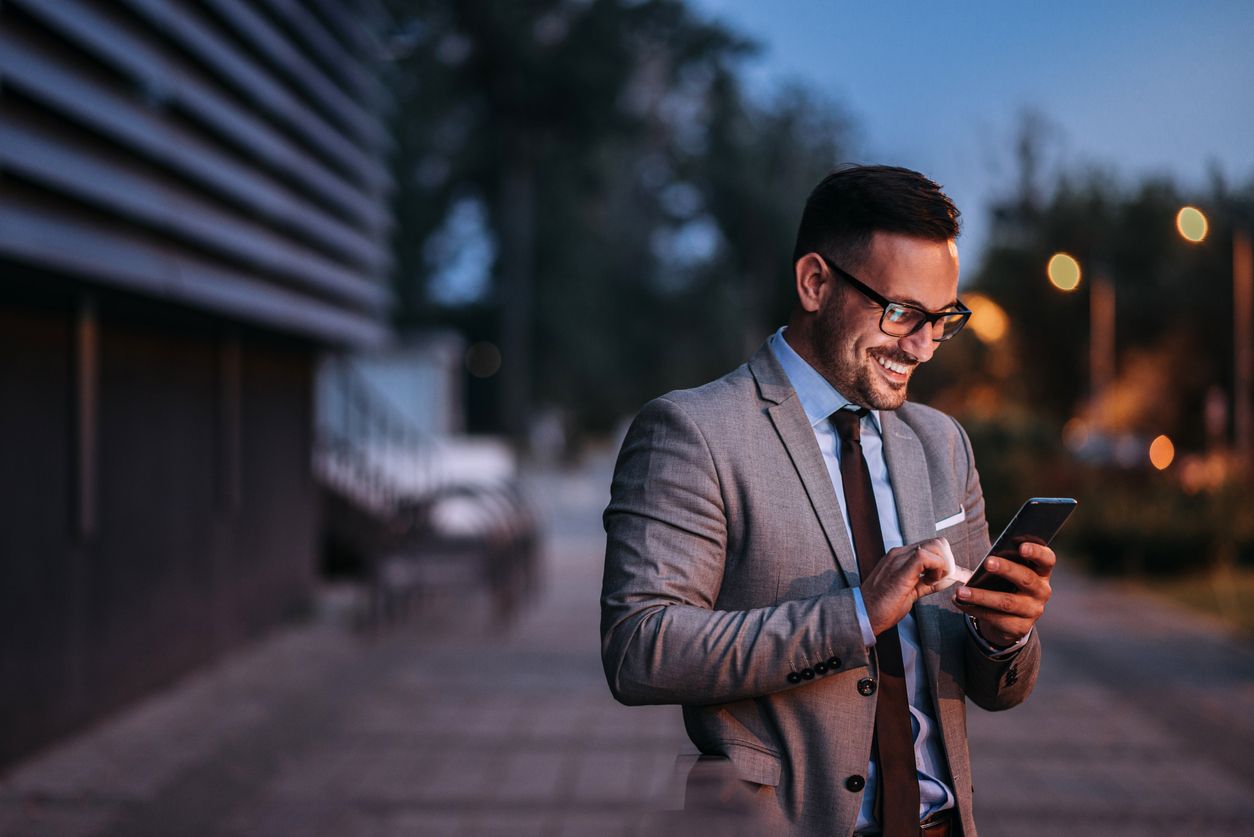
[{"left": 811, "top": 232, "right": 960, "bottom": 410}]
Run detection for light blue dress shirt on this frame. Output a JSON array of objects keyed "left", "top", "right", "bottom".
[{"left": 768, "top": 328, "right": 956, "bottom": 829}]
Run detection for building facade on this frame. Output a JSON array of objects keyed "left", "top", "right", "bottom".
[{"left": 0, "top": 0, "right": 393, "bottom": 767}]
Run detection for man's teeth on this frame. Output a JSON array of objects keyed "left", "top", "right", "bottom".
[{"left": 875, "top": 356, "right": 910, "bottom": 375}]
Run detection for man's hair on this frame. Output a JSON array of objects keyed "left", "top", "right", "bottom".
[{"left": 791, "top": 164, "right": 961, "bottom": 270}]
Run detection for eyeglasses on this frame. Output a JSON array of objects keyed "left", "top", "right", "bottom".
[{"left": 817, "top": 254, "right": 972, "bottom": 342}]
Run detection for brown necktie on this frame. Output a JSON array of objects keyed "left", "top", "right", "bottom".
[{"left": 831, "top": 408, "right": 919, "bottom": 836}]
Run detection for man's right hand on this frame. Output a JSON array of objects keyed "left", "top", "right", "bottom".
[{"left": 860, "top": 539, "right": 952, "bottom": 636}]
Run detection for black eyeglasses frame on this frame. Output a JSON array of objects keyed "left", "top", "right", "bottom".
[{"left": 816, "top": 253, "right": 972, "bottom": 342}]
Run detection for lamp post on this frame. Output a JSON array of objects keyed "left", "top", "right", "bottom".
[
  {"left": 1048, "top": 252, "right": 1115, "bottom": 427},
  {"left": 1089, "top": 270, "right": 1116, "bottom": 427},
  {"left": 1237, "top": 232, "right": 1253, "bottom": 467},
  {"left": 1177, "top": 206, "right": 1254, "bottom": 471}
]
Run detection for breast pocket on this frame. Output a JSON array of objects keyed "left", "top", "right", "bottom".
[
  {"left": 934, "top": 507, "right": 973, "bottom": 560},
  {"left": 934, "top": 507, "right": 965, "bottom": 531}
]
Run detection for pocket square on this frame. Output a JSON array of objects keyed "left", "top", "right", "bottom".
[
  {"left": 935, "top": 508, "right": 965, "bottom": 530},
  {"left": 928, "top": 537, "right": 972, "bottom": 591}
]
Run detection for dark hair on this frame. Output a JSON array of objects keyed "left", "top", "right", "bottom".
[{"left": 791, "top": 164, "right": 960, "bottom": 269}]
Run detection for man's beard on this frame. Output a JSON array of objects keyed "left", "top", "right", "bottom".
[{"left": 813, "top": 319, "right": 914, "bottom": 411}]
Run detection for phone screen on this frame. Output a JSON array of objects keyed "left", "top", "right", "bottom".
[{"left": 965, "top": 498, "right": 1077, "bottom": 593}]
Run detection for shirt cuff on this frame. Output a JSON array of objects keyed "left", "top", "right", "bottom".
[
  {"left": 966, "top": 615, "right": 1031, "bottom": 658},
  {"left": 852, "top": 588, "right": 877, "bottom": 647}
]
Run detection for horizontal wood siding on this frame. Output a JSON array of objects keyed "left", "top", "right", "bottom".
[{"left": 0, "top": 0, "right": 392, "bottom": 346}]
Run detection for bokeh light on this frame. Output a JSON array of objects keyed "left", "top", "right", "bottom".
[
  {"left": 1062, "top": 417, "right": 1088, "bottom": 452},
  {"left": 1047, "top": 253, "right": 1082, "bottom": 291},
  {"left": 963, "top": 293, "right": 1009, "bottom": 343},
  {"left": 1149, "top": 434, "right": 1175, "bottom": 470},
  {"left": 465, "top": 341, "right": 502, "bottom": 378},
  {"left": 1176, "top": 206, "right": 1209, "bottom": 243}
]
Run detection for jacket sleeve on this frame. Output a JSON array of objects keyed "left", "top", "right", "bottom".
[
  {"left": 950, "top": 416, "right": 1042, "bottom": 710},
  {"left": 600, "top": 395, "right": 870, "bottom": 707}
]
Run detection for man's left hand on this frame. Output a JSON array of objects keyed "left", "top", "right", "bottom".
[{"left": 954, "top": 542, "right": 1055, "bottom": 647}]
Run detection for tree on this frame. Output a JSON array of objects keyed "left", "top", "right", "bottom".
[
  {"left": 382, "top": 1, "right": 853, "bottom": 440},
  {"left": 961, "top": 114, "right": 1254, "bottom": 449}
]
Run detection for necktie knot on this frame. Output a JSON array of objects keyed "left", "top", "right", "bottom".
[{"left": 831, "top": 407, "right": 869, "bottom": 443}]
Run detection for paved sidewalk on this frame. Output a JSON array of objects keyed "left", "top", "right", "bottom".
[
  {"left": 969, "top": 565, "right": 1254, "bottom": 835},
  {"left": 2, "top": 457, "right": 1253, "bottom": 836},
  {"left": 0, "top": 460, "right": 684, "bottom": 837}
]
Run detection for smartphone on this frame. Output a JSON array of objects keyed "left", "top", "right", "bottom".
[{"left": 965, "top": 498, "right": 1078, "bottom": 593}]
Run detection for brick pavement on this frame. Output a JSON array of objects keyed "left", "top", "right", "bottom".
[
  {"left": 0, "top": 460, "right": 684, "bottom": 837},
  {"left": 969, "top": 564, "right": 1254, "bottom": 835},
  {"left": 2, "top": 457, "right": 1253, "bottom": 836}
]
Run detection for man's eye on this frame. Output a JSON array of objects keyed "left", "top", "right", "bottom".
[{"left": 885, "top": 307, "right": 910, "bottom": 323}]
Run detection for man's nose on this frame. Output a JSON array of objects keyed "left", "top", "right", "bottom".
[{"left": 899, "top": 325, "right": 937, "bottom": 363}]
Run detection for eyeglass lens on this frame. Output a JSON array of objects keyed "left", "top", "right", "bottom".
[{"left": 881, "top": 304, "right": 967, "bottom": 340}]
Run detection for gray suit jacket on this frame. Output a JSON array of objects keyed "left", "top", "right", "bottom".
[{"left": 601, "top": 342, "right": 1040, "bottom": 836}]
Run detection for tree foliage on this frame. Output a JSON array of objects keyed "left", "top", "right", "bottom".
[
  {"left": 949, "top": 115, "right": 1254, "bottom": 452},
  {"left": 382, "top": 0, "right": 852, "bottom": 437}
]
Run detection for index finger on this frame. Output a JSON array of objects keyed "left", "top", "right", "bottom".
[
  {"left": 908, "top": 545, "right": 950, "bottom": 574},
  {"left": 1018, "top": 542, "right": 1056, "bottom": 576},
  {"left": 912, "top": 538, "right": 951, "bottom": 563},
  {"left": 909, "top": 537, "right": 949, "bottom": 555}
]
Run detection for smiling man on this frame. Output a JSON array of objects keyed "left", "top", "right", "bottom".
[{"left": 601, "top": 165, "right": 1054, "bottom": 836}]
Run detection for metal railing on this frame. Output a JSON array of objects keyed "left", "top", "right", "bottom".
[
  {"left": 313, "top": 356, "right": 541, "bottom": 628},
  {"left": 314, "top": 355, "right": 442, "bottom": 516}
]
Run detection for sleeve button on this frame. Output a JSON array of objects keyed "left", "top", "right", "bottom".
[
  {"left": 800, "top": 667, "right": 815, "bottom": 680},
  {"left": 813, "top": 661, "right": 829, "bottom": 674},
  {"left": 786, "top": 671, "right": 802, "bottom": 684},
  {"left": 828, "top": 657, "right": 841, "bottom": 669}
]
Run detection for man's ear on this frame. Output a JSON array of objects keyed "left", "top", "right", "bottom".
[{"left": 794, "top": 253, "right": 830, "bottom": 314}]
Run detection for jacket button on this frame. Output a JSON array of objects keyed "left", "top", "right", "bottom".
[
  {"left": 828, "top": 657, "right": 841, "bottom": 669},
  {"left": 800, "top": 667, "right": 815, "bottom": 680},
  {"left": 857, "top": 678, "right": 876, "bottom": 696},
  {"left": 786, "top": 671, "right": 802, "bottom": 684},
  {"left": 813, "top": 661, "right": 829, "bottom": 674},
  {"left": 845, "top": 774, "right": 865, "bottom": 792}
]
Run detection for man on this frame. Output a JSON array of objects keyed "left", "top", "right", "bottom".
[{"left": 601, "top": 165, "right": 1053, "bottom": 836}]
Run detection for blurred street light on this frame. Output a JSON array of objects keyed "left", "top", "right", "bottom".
[
  {"left": 1149, "top": 434, "right": 1175, "bottom": 470},
  {"left": 964, "top": 293, "right": 1009, "bottom": 344},
  {"left": 1176, "top": 206, "right": 1209, "bottom": 243},
  {"left": 1047, "top": 252, "right": 1082, "bottom": 291}
]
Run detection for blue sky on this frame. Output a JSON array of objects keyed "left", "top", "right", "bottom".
[{"left": 688, "top": 0, "right": 1254, "bottom": 276}]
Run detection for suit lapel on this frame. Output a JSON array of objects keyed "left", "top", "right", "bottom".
[
  {"left": 880, "top": 410, "right": 945, "bottom": 686},
  {"left": 749, "top": 345, "right": 860, "bottom": 586},
  {"left": 879, "top": 410, "right": 934, "bottom": 546},
  {"left": 766, "top": 401, "right": 861, "bottom": 585}
]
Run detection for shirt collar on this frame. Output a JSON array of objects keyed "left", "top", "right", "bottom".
[{"left": 768, "top": 327, "right": 883, "bottom": 434}]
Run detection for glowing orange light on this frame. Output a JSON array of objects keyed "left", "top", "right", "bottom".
[
  {"left": 1176, "top": 206, "right": 1208, "bottom": 243},
  {"left": 1047, "top": 253, "right": 1082, "bottom": 291},
  {"left": 1148, "top": 434, "right": 1175, "bottom": 470},
  {"left": 964, "top": 293, "right": 1009, "bottom": 344}
]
